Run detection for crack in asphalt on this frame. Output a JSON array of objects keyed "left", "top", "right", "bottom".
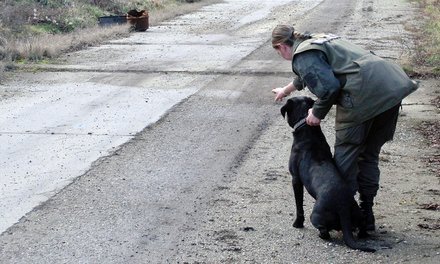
[
  {"left": 18, "top": 65, "right": 293, "bottom": 77},
  {"left": 0, "top": 131, "right": 134, "bottom": 137}
]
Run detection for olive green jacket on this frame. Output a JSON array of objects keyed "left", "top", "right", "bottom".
[{"left": 292, "top": 34, "right": 418, "bottom": 130}]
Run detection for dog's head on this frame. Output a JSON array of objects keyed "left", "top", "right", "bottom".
[{"left": 280, "top": 96, "right": 314, "bottom": 128}]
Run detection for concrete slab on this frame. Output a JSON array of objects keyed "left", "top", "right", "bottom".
[{"left": 0, "top": 71, "right": 214, "bottom": 232}]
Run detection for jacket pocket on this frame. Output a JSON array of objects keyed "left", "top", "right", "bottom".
[{"left": 337, "top": 91, "right": 353, "bottom": 108}]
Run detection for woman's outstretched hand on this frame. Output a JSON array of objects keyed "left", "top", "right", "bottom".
[
  {"left": 272, "top": 82, "right": 295, "bottom": 102},
  {"left": 272, "top": 87, "right": 288, "bottom": 101}
]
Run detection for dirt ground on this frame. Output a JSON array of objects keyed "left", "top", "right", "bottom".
[
  {"left": 168, "top": 83, "right": 440, "bottom": 263},
  {"left": 168, "top": 0, "right": 440, "bottom": 263}
]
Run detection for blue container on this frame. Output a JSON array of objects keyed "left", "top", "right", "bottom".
[{"left": 98, "top": 16, "right": 127, "bottom": 26}]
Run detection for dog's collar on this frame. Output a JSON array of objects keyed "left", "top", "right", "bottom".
[{"left": 292, "top": 118, "right": 307, "bottom": 133}]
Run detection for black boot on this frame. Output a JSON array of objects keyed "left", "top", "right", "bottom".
[{"left": 360, "top": 195, "right": 375, "bottom": 231}]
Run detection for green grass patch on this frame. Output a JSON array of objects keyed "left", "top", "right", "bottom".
[
  {"left": 28, "top": 23, "right": 62, "bottom": 34},
  {"left": 425, "top": 3, "right": 440, "bottom": 63}
]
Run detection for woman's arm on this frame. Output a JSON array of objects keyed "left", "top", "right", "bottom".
[{"left": 293, "top": 50, "right": 341, "bottom": 120}]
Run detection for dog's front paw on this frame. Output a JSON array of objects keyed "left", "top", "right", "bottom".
[{"left": 293, "top": 216, "right": 305, "bottom": 228}]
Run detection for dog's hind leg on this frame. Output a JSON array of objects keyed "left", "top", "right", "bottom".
[
  {"left": 310, "top": 207, "right": 331, "bottom": 240},
  {"left": 292, "top": 178, "right": 305, "bottom": 228},
  {"left": 358, "top": 229, "right": 369, "bottom": 239}
]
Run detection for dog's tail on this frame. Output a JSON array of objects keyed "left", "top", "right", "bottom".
[{"left": 339, "top": 209, "right": 376, "bottom": 253}]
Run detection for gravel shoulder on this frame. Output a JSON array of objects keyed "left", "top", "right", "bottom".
[{"left": 171, "top": 0, "right": 440, "bottom": 262}]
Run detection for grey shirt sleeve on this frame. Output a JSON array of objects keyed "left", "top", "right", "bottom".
[{"left": 292, "top": 50, "right": 342, "bottom": 120}]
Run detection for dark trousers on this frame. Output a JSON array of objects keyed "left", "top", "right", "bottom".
[{"left": 334, "top": 103, "right": 401, "bottom": 198}]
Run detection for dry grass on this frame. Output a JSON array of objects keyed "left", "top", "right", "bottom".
[
  {"left": 0, "top": 0, "right": 215, "bottom": 81},
  {"left": 8, "top": 24, "right": 131, "bottom": 61},
  {"left": 0, "top": 0, "right": 211, "bottom": 64},
  {"left": 411, "top": 0, "right": 440, "bottom": 77}
]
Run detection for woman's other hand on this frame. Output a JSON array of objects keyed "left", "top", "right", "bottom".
[{"left": 306, "top": 108, "right": 321, "bottom": 126}]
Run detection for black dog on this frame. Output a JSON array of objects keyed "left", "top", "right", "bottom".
[{"left": 281, "top": 96, "right": 375, "bottom": 253}]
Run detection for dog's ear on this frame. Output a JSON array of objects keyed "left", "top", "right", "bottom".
[
  {"left": 280, "top": 103, "right": 288, "bottom": 119},
  {"left": 281, "top": 99, "right": 293, "bottom": 118},
  {"left": 281, "top": 99, "right": 294, "bottom": 119}
]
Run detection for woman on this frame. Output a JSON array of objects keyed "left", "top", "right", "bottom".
[{"left": 271, "top": 24, "right": 418, "bottom": 231}]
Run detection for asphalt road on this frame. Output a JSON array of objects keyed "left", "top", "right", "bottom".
[
  {"left": 2, "top": 0, "right": 438, "bottom": 263},
  {"left": 0, "top": 0, "right": 309, "bottom": 234}
]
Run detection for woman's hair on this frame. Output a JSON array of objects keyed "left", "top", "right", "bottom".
[{"left": 271, "top": 25, "right": 311, "bottom": 48}]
